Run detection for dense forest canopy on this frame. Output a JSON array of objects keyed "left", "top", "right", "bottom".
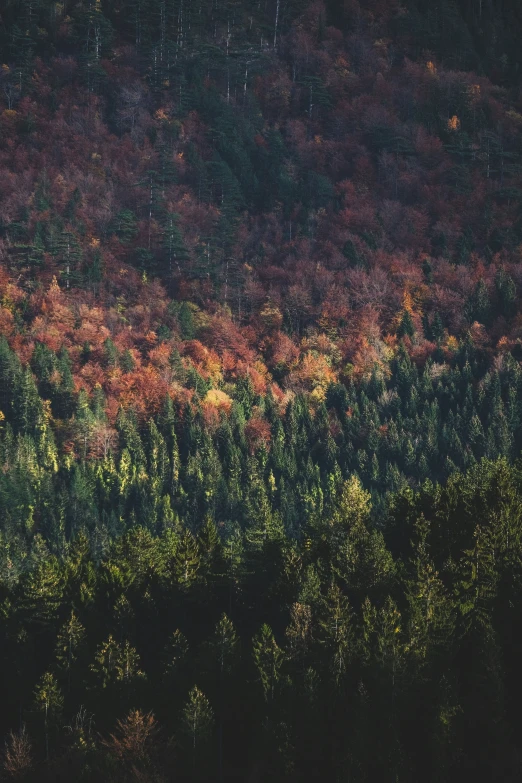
[{"left": 0, "top": 0, "right": 522, "bottom": 780}]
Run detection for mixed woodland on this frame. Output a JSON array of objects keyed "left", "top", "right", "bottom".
[{"left": 0, "top": 0, "right": 522, "bottom": 780}]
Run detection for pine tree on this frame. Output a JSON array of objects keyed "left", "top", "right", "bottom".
[
  {"left": 177, "top": 301, "right": 196, "bottom": 339},
  {"left": 117, "top": 407, "right": 146, "bottom": 467},
  {"left": 252, "top": 624, "right": 285, "bottom": 702},
  {"left": 20, "top": 552, "right": 63, "bottom": 631},
  {"left": 285, "top": 602, "right": 312, "bottom": 674},
  {"left": 34, "top": 672, "right": 63, "bottom": 761},
  {"left": 404, "top": 516, "right": 454, "bottom": 670},
  {"left": 73, "top": 0, "right": 113, "bottom": 92},
  {"left": 120, "top": 349, "right": 136, "bottom": 373},
  {"left": 163, "top": 628, "right": 189, "bottom": 682},
  {"left": 55, "top": 611, "right": 86, "bottom": 693},
  {"left": 455, "top": 524, "right": 508, "bottom": 777},
  {"left": 362, "top": 595, "right": 404, "bottom": 690},
  {"left": 397, "top": 309, "right": 415, "bottom": 338},
  {"left": 162, "top": 212, "right": 190, "bottom": 278},
  {"left": 244, "top": 460, "right": 284, "bottom": 555},
  {"left": 198, "top": 514, "right": 225, "bottom": 593},
  {"left": 466, "top": 279, "right": 491, "bottom": 325},
  {"left": 12, "top": 367, "right": 43, "bottom": 437},
  {"left": 55, "top": 348, "right": 75, "bottom": 418},
  {"left": 495, "top": 267, "right": 516, "bottom": 319},
  {"left": 431, "top": 311, "right": 445, "bottom": 343},
  {"left": 112, "top": 210, "right": 139, "bottom": 244},
  {"left": 53, "top": 229, "right": 82, "bottom": 289},
  {"left": 116, "top": 640, "right": 145, "bottom": 685},
  {"left": 222, "top": 525, "right": 246, "bottom": 613},
  {"left": 90, "top": 635, "right": 121, "bottom": 689},
  {"left": 182, "top": 686, "right": 214, "bottom": 772},
  {"left": 0, "top": 336, "right": 19, "bottom": 416},
  {"left": 318, "top": 583, "right": 354, "bottom": 686},
  {"left": 174, "top": 530, "right": 201, "bottom": 591},
  {"left": 146, "top": 419, "right": 170, "bottom": 495},
  {"left": 209, "top": 612, "right": 239, "bottom": 680}
]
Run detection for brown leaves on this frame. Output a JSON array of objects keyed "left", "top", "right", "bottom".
[
  {"left": 0, "top": 306, "right": 15, "bottom": 338},
  {"left": 288, "top": 351, "right": 336, "bottom": 394},
  {"left": 103, "top": 710, "right": 159, "bottom": 773},
  {"left": 3, "top": 726, "right": 32, "bottom": 780},
  {"left": 245, "top": 415, "right": 272, "bottom": 454}
]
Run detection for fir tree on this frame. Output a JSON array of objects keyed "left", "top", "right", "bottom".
[
  {"left": 252, "top": 624, "right": 285, "bottom": 702},
  {"left": 182, "top": 686, "right": 214, "bottom": 773},
  {"left": 55, "top": 611, "right": 86, "bottom": 693},
  {"left": 34, "top": 672, "right": 63, "bottom": 761}
]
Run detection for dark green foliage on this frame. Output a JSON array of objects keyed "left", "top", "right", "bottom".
[
  {"left": 162, "top": 213, "right": 189, "bottom": 278},
  {"left": 466, "top": 279, "right": 491, "bottom": 325},
  {"left": 1, "top": 437, "right": 522, "bottom": 781},
  {"left": 2, "top": 337, "right": 522, "bottom": 782},
  {"left": 177, "top": 302, "right": 196, "bottom": 340},
  {"left": 2, "top": 1, "right": 522, "bottom": 780},
  {"left": 112, "top": 210, "right": 139, "bottom": 244},
  {"left": 1, "top": 322, "right": 522, "bottom": 782},
  {"left": 495, "top": 268, "right": 517, "bottom": 320},
  {"left": 397, "top": 309, "right": 415, "bottom": 338}
]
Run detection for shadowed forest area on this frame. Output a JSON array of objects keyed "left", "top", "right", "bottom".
[{"left": 1, "top": 1, "right": 522, "bottom": 780}]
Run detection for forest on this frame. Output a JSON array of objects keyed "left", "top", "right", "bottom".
[{"left": 0, "top": 0, "right": 522, "bottom": 780}]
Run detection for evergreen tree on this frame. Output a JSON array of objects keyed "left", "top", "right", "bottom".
[
  {"left": 53, "top": 229, "right": 82, "bottom": 289},
  {"left": 318, "top": 583, "right": 354, "bottom": 686},
  {"left": 163, "top": 212, "right": 190, "bottom": 278},
  {"left": 33, "top": 672, "right": 63, "bottom": 761},
  {"left": 174, "top": 530, "right": 201, "bottom": 591},
  {"left": 112, "top": 210, "right": 139, "bottom": 244},
  {"left": 163, "top": 628, "right": 190, "bottom": 684},
  {"left": 404, "top": 516, "right": 455, "bottom": 670},
  {"left": 285, "top": 601, "right": 312, "bottom": 674},
  {"left": 55, "top": 611, "right": 86, "bottom": 693},
  {"left": 252, "top": 624, "right": 285, "bottom": 703},
  {"left": 182, "top": 686, "right": 214, "bottom": 773},
  {"left": 495, "top": 267, "right": 516, "bottom": 319},
  {"left": 466, "top": 279, "right": 491, "bottom": 325},
  {"left": 397, "top": 309, "right": 415, "bottom": 338},
  {"left": 90, "top": 635, "right": 121, "bottom": 689}
]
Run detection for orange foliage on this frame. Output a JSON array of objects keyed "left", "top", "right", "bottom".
[
  {"left": 269, "top": 331, "right": 299, "bottom": 370},
  {"left": 31, "top": 318, "right": 65, "bottom": 352},
  {"left": 203, "top": 314, "right": 256, "bottom": 364},
  {"left": 221, "top": 349, "right": 238, "bottom": 374},
  {"left": 247, "top": 365, "right": 268, "bottom": 396},
  {"left": 0, "top": 8, "right": 519, "bottom": 429},
  {"left": 183, "top": 340, "right": 222, "bottom": 383},
  {"left": 245, "top": 414, "right": 271, "bottom": 454},
  {"left": 148, "top": 342, "right": 172, "bottom": 369},
  {"left": 289, "top": 351, "right": 336, "bottom": 393},
  {"left": 0, "top": 307, "right": 14, "bottom": 337},
  {"left": 204, "top": 388, "right": 233, "bottom": 413},
  {"left": 447, "top": 115, "right": 460, "bottom": 132}
]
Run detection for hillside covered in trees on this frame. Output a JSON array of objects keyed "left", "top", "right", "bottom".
[{"left": 1, "top": 0, "right": 522, "bottom": 780}]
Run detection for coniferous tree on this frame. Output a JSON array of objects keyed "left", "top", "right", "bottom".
[
  {"left": 33, "top": 672, "right": 63, "bottom": 761},
  {"left": 55, "top": 611, "right": 86, "bottom": 693},
  {"left": 182, "top": 686, "right": 214, "bottom": 774},
  {"left": 252, "top": 624, "right": 285, "bottom": 703},
  {"left": 318, "top": 583, "right": 354, "bottom": 687}
]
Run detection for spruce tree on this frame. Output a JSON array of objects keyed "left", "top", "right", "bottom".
[
  {"left": 252, "top": 624, "right": 285, "bottom": 703},
  {"left": 55, "top": 611, "right": 86, "bottom": 693},
  {"left": 182, "top": 686, "right": 214, "bottom": 773},
  {"left": 34, "top": 672, "right": 63, "bottom": 761}
]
